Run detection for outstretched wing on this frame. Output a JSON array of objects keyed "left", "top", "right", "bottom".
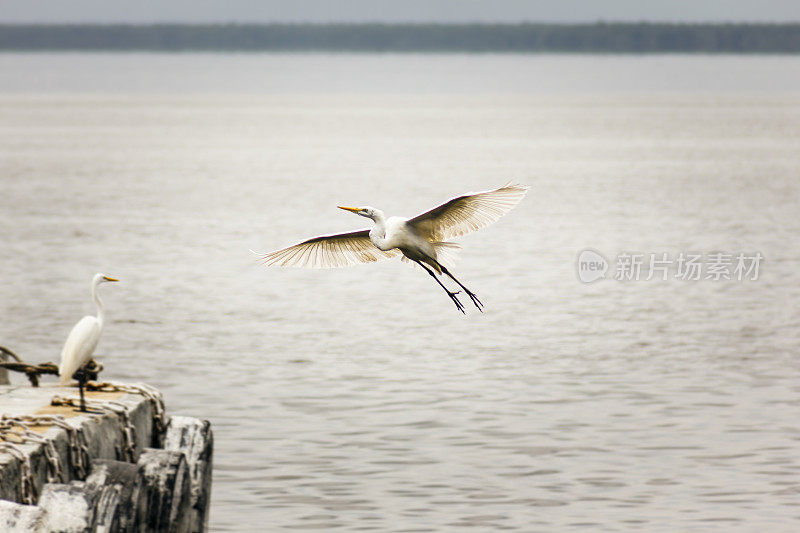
[
  {"left": 254, "top": 229, "right": 400, "bottom": 268},
  {"left": 407, "top": 182, "right": 528, "bottom": 241}
]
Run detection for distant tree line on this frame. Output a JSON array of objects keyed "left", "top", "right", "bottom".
[{"left": 1, "top": 23, "right": 799, "bottom": 53}]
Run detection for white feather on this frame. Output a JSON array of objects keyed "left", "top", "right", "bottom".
[
  {"left": 407, "top": 182, "right": 529, "bottom": 241},
  {"left": 59, "top": 316, "right": 101, "bottom": 385},
  {"left": 253, "top": 229, "right": 400, "bottom": 269}
]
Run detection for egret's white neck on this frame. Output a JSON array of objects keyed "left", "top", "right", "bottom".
[
  {"left": 92, "top": 279, "right": 105, "bottom": 330},
  {"left": 367, "top": 210, "right": 390, "bottom": 250}
]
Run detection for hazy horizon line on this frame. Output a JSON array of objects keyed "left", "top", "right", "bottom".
[{"left": 2, "top": 20, "right": 799, "bottom": 26}]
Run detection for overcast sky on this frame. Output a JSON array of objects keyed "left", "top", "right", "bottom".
[{"left": 2, "top": 0, "right": 799, "bottom": 24}]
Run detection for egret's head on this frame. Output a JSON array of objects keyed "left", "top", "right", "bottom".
[
  {"left": 338, "top": 205, "right": 377, "bottom": 219},
  {"left": 93, "top": 273, "right": 119, "bottom": 285}
]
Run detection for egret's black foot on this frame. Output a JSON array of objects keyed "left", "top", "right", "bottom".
[
  {"left": 465, "top": 290, "right": 483, "bottom": 312},
  {"left": 448, "top": 291, "right": 466, "bottom": 314}
]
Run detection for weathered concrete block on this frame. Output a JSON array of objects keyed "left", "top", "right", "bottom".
[
  {"left": 0, "top": 384, "right": 156, "bottom": 504},
  {"left": 1, "top": 384, "right": 212, "bottom": 532},
  {"left": 38, "top": 479, "right": 129, "bottom": 532},
  {"left": 85, "top": 459, "right": 144, "bottom": 532},
  {"left": 39, "top": 480, "right": 125, "bottom": 532},
  {"left": 164, "top": 416, "right": 213, "bottom": 533},
  {"left": 38, "top": 482, "right": 95, "bottom": 533},
  {"left": 0, "top": 499, "right": 46, "bottom": 532},
  {"left": 138, "top": 448, "right": 192, "bottom": 533},
  {"left": 90, "top": 483, "right": 123, "bottom": 533}
]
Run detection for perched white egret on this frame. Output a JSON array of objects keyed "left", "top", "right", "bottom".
[
  {"left": 255, "top": 183, "right": 527, "bottom": 313},
  {"left": 59, "top": 273, "right": 118, "bottom": 411}
]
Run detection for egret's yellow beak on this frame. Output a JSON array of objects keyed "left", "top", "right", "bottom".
[
  {"left": 338, "top": 206, "right": 360, "bottom": 213},
  {"left": 103, "top": 276, "right": 119, "bottom": 282}
]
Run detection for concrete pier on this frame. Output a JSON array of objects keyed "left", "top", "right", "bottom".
[{"left": 0, "top": 382, "right": 212, "bottom": 532}]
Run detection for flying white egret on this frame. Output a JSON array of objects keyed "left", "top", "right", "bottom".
[
  {"left": 254, "top": 183, "right": 528, "bottom": 313},
  {"left": 59, "top": 273, "right": 118, "bottom": 412}
]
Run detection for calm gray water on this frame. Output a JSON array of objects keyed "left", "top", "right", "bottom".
[{"left": 1, "top": 53, "right": 800, "bottom": 531}]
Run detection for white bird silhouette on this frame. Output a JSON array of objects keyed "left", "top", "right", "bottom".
[
  {"left": 59, "top": 273, "right": 118, "bottom": 411},
  {"left": 255, "top": 183, "right": 527, "bottom": 313}
]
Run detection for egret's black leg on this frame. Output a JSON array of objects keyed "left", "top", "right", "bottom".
[
  {"left": 414, "top": 260, "right": 465, "bottom": 314},
  {"left": 76, "top": 369, "right": 87, "bottom": 413},
  {"left": 438, "top": 265, "right": 483, "bottom": 312},
  {"left": 72, "top": 367, "right": 101, "bottom": 413}
]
